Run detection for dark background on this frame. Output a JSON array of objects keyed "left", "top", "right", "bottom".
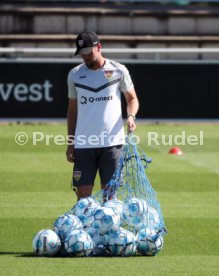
[{"left": 0, "top": 61, "right": 218, "bottom": 119}]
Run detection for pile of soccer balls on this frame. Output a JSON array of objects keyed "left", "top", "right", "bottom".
[{"left": 32, "top": 197, "right": 164, "bottom": 257}]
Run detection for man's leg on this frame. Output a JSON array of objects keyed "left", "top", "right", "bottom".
[
  {"left": 73, "top": 148, "right": 97, "bottom": 201},
  {"left": 99, "top": 145, "right": 123, "bottom": 201},
  {"left": 75, "top": 185, "right": 93, "bottom": 200},
  {"left": 101, "top": 183, "right": 116, "bottom": 202}
]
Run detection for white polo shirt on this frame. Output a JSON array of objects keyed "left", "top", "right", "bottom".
[{"left": 68, "top": 59, "right": 134, "bottom": 148}]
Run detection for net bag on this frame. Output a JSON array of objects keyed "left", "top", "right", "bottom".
[
  {"left": 92, "top": 134, "right": 167, "bottom": 236},
  {"left": 67, "top": 134, "right": 167, "bottom": 257}
]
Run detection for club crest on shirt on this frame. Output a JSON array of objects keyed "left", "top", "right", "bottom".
[
  {"left": 74, "top": 171, "right": 81, "bottom": 181},
  {"left": 104, "top": 70, "right": 113, "bottom": 79}
]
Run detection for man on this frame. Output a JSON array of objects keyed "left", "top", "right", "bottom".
[{"left": 66, "top": 31, "right": 139, "bottom": 200}]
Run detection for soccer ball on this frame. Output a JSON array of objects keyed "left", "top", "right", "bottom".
[
  {"left": 53, "top": 214, "right": 83, "bottom": 240},
  {"left": 103, "top": 199, "right": 124, "bottom": 220},
  {"left": 32, "top": 229, "right": 61, "bottom": 257},
  {"left": 92, "top": 207, "right": 120, "bottom": 235},
  {"left": 92, "top": 232, "right": 107, "bottom": 256},
  {"left": 69, "top": 197, "right": 101, "bottom": 226},
  {"left": 108, "top": 227, "right": 137, "bottom": 256},
  {"left": 64, "top": 229, "right": 93, "bottom": 257},
  {"left": 136, "top": 226, "right": 164, "bottom": 256},
  {"left": 83, "top": 226, "right": 97, "bottom": 239},
  {"left": 122, "top": 197, "right": 148, "bottom": 231},
  {"left": 82, "top": 205, "right": 103, "bottom": 228},
  {"left": 148, "top": 206, "right": 160, "bottom": 230}
]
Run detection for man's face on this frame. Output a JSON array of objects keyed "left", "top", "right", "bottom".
[{"left": 81, "top": 45, "right": 99, "bottom": 69}]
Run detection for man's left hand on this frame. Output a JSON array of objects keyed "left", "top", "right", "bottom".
[{"left": 127, "top": 116, "right": 136, "bottom": 132}]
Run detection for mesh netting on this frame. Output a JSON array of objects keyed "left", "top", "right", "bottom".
[{"left": 92, "top": 135, "right": 167, "bottom": 236}]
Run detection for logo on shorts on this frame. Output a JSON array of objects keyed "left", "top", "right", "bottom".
[
  {"left": 104, "top": 70, "right": 113, "bottom": 79},
  {"left": 74, "top": 170, "right": 81, "bottom": 181}
]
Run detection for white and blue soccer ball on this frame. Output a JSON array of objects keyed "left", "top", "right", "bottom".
[
  {"left": 92, "top": 207, "right": 120, "bottom": 235},
  {"left": 64, "top": 229, "right": 93, "bottom": 257},
  {"left": 122, "top": 197, "right": 148, "bottom": 231},
  {"left": 69, "top": 197, "right": 101, "bottom": 226},
  {"left": 148, "top": 206, "right": 160, "bottom": 230},
  {"left": 32, "top": 229, "right": 61, "bottom": 257},
  {"left": 92, "top": 232, "right": 107, "bottom": 256},
  {"left": 108, "top": 227, "right": 137, "bottom": 256},
  {"left": 136, "top": 226, "right": 164, "bottom": 256},
  {"left": 83, "top": 226, "right": 97, "bottom": 239},
  {"left": 103, "top": 199, "right": 124, "bottom": 221},
  {"left": 82, "top": 205, "right": 102, "bottom": 228},
  {"left": 53, "top": 214, "right": 83, "bottom": 240}
]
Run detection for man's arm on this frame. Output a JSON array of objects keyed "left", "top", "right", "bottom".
[
  {"left": 66, "top": 98, "right": 77, "bottom": 162},
  {"left": 123, "top": 88, "right": 139, "bottom": 132}
]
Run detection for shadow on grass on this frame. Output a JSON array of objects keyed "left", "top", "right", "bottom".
[
  {"left": 0, "top": 252, "right": 67, "bottom": 258},
  {"left": 0, "top": 252, "right": 35, "bottom": 257},
  {"left": 0, "top": 252, "right": 94, "bottom": 258},
  {"left": 0, "top": 252, "right": 152, "bottom": 258}
]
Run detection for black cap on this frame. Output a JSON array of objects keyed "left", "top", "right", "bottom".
[{"left": 74, "top": 32, "right": 100, "bottom": 56}]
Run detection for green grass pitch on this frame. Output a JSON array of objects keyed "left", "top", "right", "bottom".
[{"left": 0, "top": 123, "right": 218, "bottom": 276}]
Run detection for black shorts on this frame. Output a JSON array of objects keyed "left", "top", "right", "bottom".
[{"left": 72, "top": 145, "right": 123, "bottom": 187}]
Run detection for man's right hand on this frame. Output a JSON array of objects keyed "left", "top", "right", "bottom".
[{"left": 66, "top": 145, "right": 75, "bottom": 163}]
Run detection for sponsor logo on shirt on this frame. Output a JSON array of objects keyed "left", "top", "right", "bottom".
[
  {"left": 79, "top": 75, "right": 87, "bottom": 79},
  {"left": 104, "top": 70, "right": 113, "bottom": 79},
  {"left": 80, "top": 95, "right": 113, "bottom": 104}
]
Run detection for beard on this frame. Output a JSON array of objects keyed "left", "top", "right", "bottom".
[{"left": 85, "top": 57, "right": 99, "bottom": 69}]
